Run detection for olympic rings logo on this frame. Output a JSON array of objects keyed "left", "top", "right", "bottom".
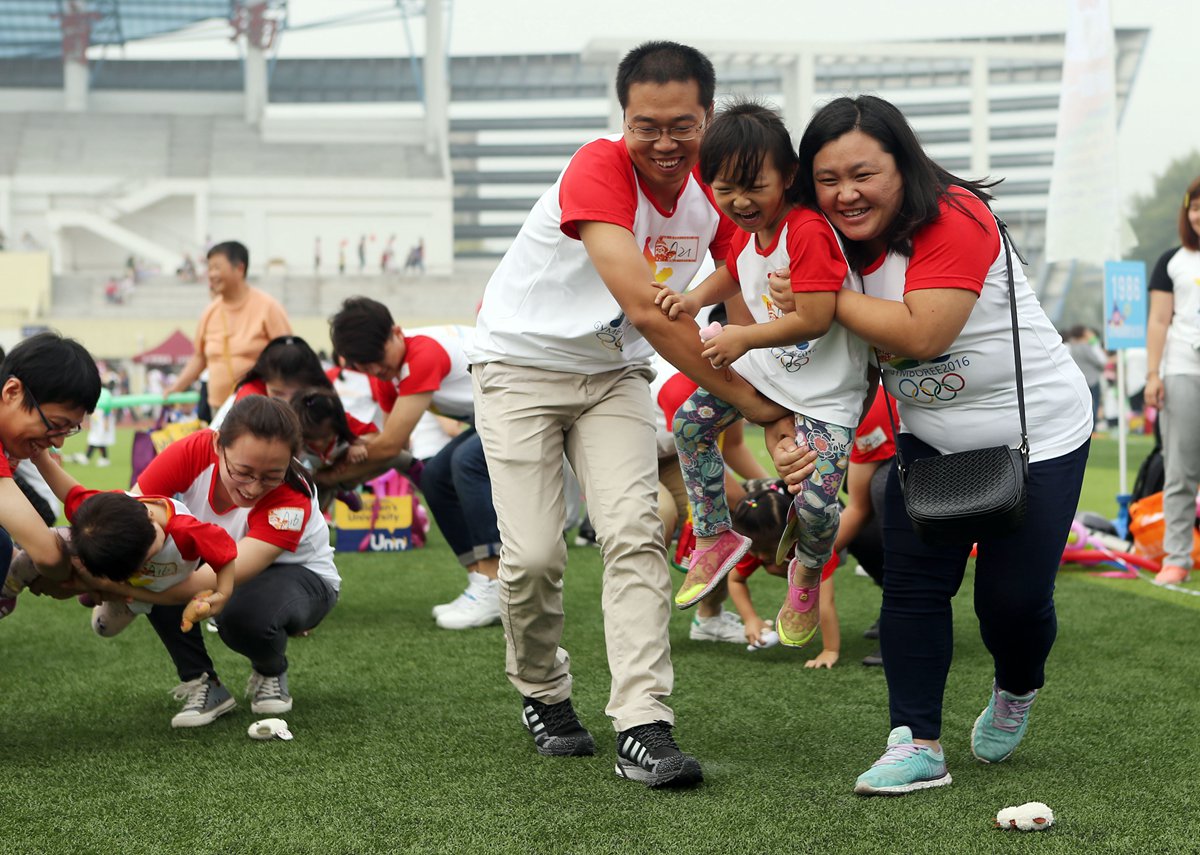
[
  {"left": 897, "top": 372, "right": 965, "bottom": 403},
  {"left": 594, "top": 313, "right": 626, "bottom": 352},
  {"left": 771, "top": 345, "right": 810, "bottom": 373}
]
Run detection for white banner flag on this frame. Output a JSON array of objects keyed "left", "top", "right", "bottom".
[{"left": 1044, "top": 0, "right": 1120, "bottom": 265}]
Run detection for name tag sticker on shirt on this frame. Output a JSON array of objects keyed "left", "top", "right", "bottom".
[
  {"left": 654, "top": 236, "right": 700, "bottom": 263},
  {"left": 855, "top": 426, "right": 887, "bottom": 454},
  {"left": 269, "top": 507, "right": 305, "bottom": 532}
]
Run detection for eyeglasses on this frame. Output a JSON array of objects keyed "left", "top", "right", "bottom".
[
  {"left": 625, "top": 122, "right": 705, "bottom": 142},
  {"left": 25, "top": 385, "right": 83, "bottom": 438},
  {"left": 221, "top": 447, "right": 285, "bottom": 489}
]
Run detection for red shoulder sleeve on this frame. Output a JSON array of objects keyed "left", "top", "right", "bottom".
[
  {"left": 136, "top": 430, "right": 216, "bottom": 497},
  {"left": 724, "top": 230, "right": 752, "bottom": 285},
  {"left": 164, "top": 514, "right": 239, "bottom": 568},
  {"left": 397, "top": 336, "right": 451, "bottom": 397},
  {"left": 786, "top": 211, "right": 848, "bottom": 293},
  {"left": 235, "top": 379, "right": 267, "bottom": 400},
  {"left": 243, "top": 485, "right": 311, "bottom": 552},
  {"left": 64, "top": 485, "right": 103, "bottom": 521},
  {"left": 346, "top": 413, "right": 378, "bottom": 436},
  {"left": 904, "top": 191, "right": 997, "bottom": 295},
  {"left": 560, "top": 140, "right": 639, "bottom": 240}
]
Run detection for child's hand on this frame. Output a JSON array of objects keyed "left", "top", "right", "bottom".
[
  {"left": 805, "top": 649, "right": 839, "bottom": 669},
  {"left": 767, "top": 268, "right": 795, "bottom": 312},
  {"left": 700, "top": 324, "right": 751, "bottom": 370},
  {"left": 203, "top": 590, "right": 229, "bottom": 620},
  {"left": 744, "top": 615, "right": 771, "bottom": 646},
  {"left": 180, "top": 590, "right": 215, "bottom": 632},
  {"left": 347, "top": 442, "right": 368, "bottom": 464},
  {"left": 653, "top": 285, "right": 697, "bottom": 320}
]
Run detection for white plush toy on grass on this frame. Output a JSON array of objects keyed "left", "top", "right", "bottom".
[{"left": 994, "top": 802, "right": 1054, "bottom": 831}]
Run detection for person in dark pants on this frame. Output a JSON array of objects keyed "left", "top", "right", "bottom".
[
  {"left": 135, "top": 396, "right": 340, "bottom": 728},
  {"left": 771, "top": 94, "right": 1092, "bottom": 796}
]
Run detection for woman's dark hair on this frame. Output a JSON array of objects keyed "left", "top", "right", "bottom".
[
  {"left": 730, "top": 480, "right": 792, "bottom": 555},
  {"left": 796, "top": 95, "right": 1001, "bottom": 269},
  {"left": 217, "top": 395, "right": 314, "bottom": 496},
  {"left": 699, "top": 100, "right": 799, "bottom": 200},
  {"left": 1179, "top": 175, "right": 1200, "bottom": 250},
  {"left": 291, "top": 386, "right": 355, "bottom": 447},
  {"left": 0, "top": 331, "right": 101, "bottom": 413},
  {"left": 72, "top": 492, "right": 157, "bottom": 581},
  {"left": 236, "top": 335, "right": 331, "bottom": 394}
]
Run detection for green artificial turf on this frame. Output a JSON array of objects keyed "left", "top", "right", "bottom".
[{"left": 2, "top": 429, "right": 1195, "bottom": 854}]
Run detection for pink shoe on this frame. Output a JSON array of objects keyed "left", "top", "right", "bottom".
[
  {"left": 673, "top": 529, "right": 751, "bottom": 609},
  {"left": 1153, "top": 564, "right": 1189, "bottom": 586},
  {"left": 776, "top": 558, "right": 820, "bottom": 647}
]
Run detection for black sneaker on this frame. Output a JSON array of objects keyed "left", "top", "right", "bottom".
[
  {"left": 862, "top": 648, "right": 883, "bottom": 667},
  {"left": 521, "top": 697, "right": 595, "bottom": 756},
  {"left": 863, "top": 618, "right": 880, "bottom": 640},
  {"left": 615, "top": 722, "right": 703, "bottom": 788}
]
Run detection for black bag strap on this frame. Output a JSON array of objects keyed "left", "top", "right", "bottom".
[{"left": 882, "top": 215, "right": 1029, "bottom": 477}]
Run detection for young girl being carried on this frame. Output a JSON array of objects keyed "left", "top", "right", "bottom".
[{"left": 656, "top": 101, "right": 870, "bottom": 647}]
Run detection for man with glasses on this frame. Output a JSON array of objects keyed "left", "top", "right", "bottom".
[
  {"left": 468, "top": 41, "right": 787, "bottom": 787},
  {"left": 0, "top": 332, "right": 102, "bottom": 618}
]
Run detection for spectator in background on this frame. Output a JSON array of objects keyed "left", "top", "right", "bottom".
[
  {"left": 357, "top": 235, "right": 367, "bottom": 273},
  {"left": 165, "top": 241, "right": 292, "bottom": 414},
  {"left": 404, "top": 239, "right": 425, "bottom": 274},
  {"left": 1145, "top": 174, "right": 1200, "bottom": 587},
  {"left": 1066, "top": 325, "right": 1105, "bottom": 431},
  {"left": 381, "top": 235, "right": 396, "bottom": 273}
]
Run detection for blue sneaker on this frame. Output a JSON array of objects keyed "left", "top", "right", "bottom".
[
  {"left": 971, "top": 682, "right": 1038, "bottom": 763},
  {"left": 854, "top": 726, "right": 952, "bottom": 796}
]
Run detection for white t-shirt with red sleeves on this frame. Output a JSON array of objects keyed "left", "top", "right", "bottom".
[
  {"left": 726, "top": 208, "right": 870, "bottom": 427},
  {"left": 370, "top": 325, "right": 475, "bottom": 421},
  {"left": 864, "top": 189, "right": 1091, "bottom": 462},
  {"left": 64, "top": 485, "right": 239, "bottom": 614},
  {"left": 468, "top": 135, "right": 736, "bottom": 373},
  {"left": 135, "top": 430, "right": 340, "bottom": 592}
]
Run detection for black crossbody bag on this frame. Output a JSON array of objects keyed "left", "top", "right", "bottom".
[{"left": 883, "top": 219, "right": 1029, "bottom": 547}]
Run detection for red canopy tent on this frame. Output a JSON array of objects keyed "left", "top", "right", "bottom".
[{"left": 132, "top": 329, "right": 194, "bottom": 367}]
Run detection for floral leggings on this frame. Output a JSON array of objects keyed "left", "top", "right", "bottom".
[{"left": 673, "top": 387, "right": 852, "bottom": 570}]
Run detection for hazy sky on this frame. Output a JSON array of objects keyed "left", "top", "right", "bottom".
[{"left": 121, "top": 0, "right": 1199, "bottom": 204}]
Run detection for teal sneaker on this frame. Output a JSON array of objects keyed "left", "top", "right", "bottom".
[
  {"left": 854, "top": 726, "right": 952, "bottom": 796},
  {"left": 971, "top": 682, "right": 1037, "bottom": 763}
]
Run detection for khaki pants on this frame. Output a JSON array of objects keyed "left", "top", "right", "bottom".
[{"left": 472, "top": 362, "right": 675, "bottom": 730}]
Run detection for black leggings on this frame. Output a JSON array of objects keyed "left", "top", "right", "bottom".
[
  {"left": 148, "top": 563, "right": 337, "bottom": 681},
  {"left": 879, "top": 435, "right": 1090, "bottom": 740}
]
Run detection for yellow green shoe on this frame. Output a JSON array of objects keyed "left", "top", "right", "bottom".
[
  {"left": 674, "top": 529, "right": 750, "bottom": 609},
  {"left": 775, "top": 558, "right": 820, "bottom": 647}
]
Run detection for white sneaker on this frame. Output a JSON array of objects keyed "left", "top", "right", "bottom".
[
  {"left": 69, "top": 453, "right": 88, "bottom": 465},
  {"left": 435, "top": 576, "right": 501, "bottom": 630},
  {"left": 689, "top": 609, "right": 745, "bottom": 643},
  {"left": 92, "top": 601, "right": 137, "bottom": 637},
  {"left": 432, "top": 571, "right": 488, "bottom": 619},
  {"left": 95, "top": 457, "right": 111, "bottom": 468}
]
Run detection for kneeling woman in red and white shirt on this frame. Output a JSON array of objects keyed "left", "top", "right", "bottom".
[{"left": 135, "top": 395, "right": 340, "bottom": 728}]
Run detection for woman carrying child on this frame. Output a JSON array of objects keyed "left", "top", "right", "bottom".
[
  {"left": 135, "top": 395, "right": 340, "bottom": 728},
  {"left": 656, "top": 101, "right": 870, "bottom": 648},
  {"left": 772, "top": 95, "right": 1091, "bottom": 795}
]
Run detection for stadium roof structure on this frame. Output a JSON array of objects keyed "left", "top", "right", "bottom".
[{"left": 0, "top": 1, "right": 272, "bottom": 60}]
